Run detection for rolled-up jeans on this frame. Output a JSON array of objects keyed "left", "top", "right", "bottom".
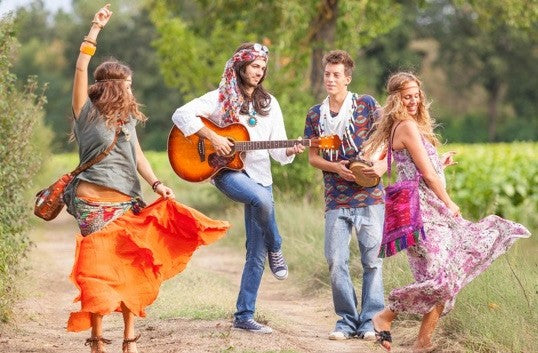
[
  {"left": 325, "top": 204, "right": 385, "bottom": 335},
  {"left": 213, "top": 170, "right": 282, "bottom": 321}
]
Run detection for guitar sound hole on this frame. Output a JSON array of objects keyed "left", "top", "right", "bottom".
[{"left": 208, "top": 153, "right": 234, "bottom": 169}]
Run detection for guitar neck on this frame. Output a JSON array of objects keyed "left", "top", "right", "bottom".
[{"left": 234, "top": 139, "right": 312, "bottom": 151}]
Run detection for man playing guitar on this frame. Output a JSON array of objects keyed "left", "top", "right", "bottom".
[{"left": 171, "top": 42, "right": 304, "bottom": 334}]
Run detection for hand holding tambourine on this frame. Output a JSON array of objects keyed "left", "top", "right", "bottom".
[{"left": 348, "top": 158, "right": 381, "bottom": 187}]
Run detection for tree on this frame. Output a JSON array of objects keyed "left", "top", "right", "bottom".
[
  {"left": 423, "top": 0, "right": 538, "bottom": 141},
  {"left": 12, "top": 0, "right": 181, "bottom": 151},
  {"left": 148, "top": 0, "right": 404, "bottom": 195},
  {"left": 149, "top": 0, "right": 402, "bottom": 101},
  {"left": 359, "top": 2, "right": 426, "bottom": 94}
]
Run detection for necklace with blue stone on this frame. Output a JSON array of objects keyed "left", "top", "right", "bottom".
[{"left": 247, "top": 106, "right": 258, "bottom": 127}]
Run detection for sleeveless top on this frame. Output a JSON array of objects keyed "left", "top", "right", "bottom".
[{"left": 64, "top": 100, "right": 142, "bottom": 213}]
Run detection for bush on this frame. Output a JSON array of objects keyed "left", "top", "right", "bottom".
[
  {"left": 0, "top": 18, "right": 51, "bottom": 323},
  {"left": 441, "top": 143, "right": 537, "bottom": 228}
]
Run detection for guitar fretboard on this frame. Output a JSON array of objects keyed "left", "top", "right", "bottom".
[{"left": 234, "top": 139, "right": 312, "bottom": 151}]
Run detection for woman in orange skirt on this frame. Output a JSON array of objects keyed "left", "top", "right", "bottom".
[{"left": 63, "top": 4, "right": 229, "bottom": 353}]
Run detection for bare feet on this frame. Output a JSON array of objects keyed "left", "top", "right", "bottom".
[
  {"left": 411, "top": 343, "right": 438, "bottom": 353},
  {"left": 373, "top": 309, "right": 395, "bottom": 351}
]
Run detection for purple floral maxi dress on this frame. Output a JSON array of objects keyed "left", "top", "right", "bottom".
[{"left": 387, "top": 139, "right": 531, "bottom": 315}]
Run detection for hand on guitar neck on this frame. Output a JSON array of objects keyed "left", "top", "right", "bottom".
[
  {"left": 198, "top": 125, "right": 305, "bottom": 157},
  {"left": 286, "top": 138, "right": 306, "bottom": 156}
]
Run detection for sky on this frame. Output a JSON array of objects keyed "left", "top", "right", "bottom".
[{"left": 0, "top": 0, "right": 72, "bottom": 16}]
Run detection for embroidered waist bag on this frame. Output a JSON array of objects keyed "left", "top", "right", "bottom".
[{"left": 34, "top": 130, "right": 119, "bottom": 221}]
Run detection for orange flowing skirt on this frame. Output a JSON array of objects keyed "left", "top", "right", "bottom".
[{"left": 67, "top": 198, "right": 229, "bottom": 332}]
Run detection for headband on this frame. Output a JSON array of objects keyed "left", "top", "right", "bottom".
[
  {"left": 95, "top": 78, "right": 128, "bottom": 82},
  {"left": 213, "top": 44, "right": 269, "bottom": 125}
]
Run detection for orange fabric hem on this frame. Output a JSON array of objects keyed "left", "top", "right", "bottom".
[{"left": 67, "top": 198, "right": 229, "bottom": 332}]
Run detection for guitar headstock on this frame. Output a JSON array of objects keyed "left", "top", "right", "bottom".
[{"left": 311, "top": 135, "right": 342, "bottom": 150}]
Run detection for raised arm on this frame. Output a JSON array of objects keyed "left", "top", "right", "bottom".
[
  {"left": 72, "top": 4, "right": 112, "bottom": 117},
  {"left": 395, "top": 120, "right": 460, "bottom": 216}
]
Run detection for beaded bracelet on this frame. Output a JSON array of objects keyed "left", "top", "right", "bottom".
[
  {"left": 151, "top": 180, "right": 162, "bottom": 192},
  {"left": 80, "top": 42, "right": 96, "bottom": 56},
  {"left": 83, "top": 36, "right": 97, "bottom": 46}
]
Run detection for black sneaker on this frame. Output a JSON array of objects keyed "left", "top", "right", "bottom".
[
  {"left": 233, "top": 319, "right": 273, "bottom": 334},
  {"left": 268, "top": 250, "right": 288, "bottom": 280}
]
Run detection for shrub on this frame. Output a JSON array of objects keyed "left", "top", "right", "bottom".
[
  {"left": 441, "top": 143, "right": 537, "bottom": 228},
  {"left": 0, "top": 17, "right": 51, "bottom": 322}
]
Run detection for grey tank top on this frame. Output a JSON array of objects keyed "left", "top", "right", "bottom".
[{"left": 64, "top": 100, "right": 142, "bottom": 212}]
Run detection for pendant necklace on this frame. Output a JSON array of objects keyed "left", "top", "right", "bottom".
[{"left": 247, "top": 105, "right": 258, "bottom": 127}]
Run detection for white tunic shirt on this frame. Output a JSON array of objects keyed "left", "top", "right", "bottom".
[{"left": 172, "top": 89, "right": 294, "bottom": 186}]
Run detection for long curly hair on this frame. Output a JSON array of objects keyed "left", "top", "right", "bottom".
[
  {"left": 366, "top": 72, "right": 439, "bottom": 155},
  {"left": 87, "top": 59, "right": 147, "bottom": 127},
  {"left": 234, "top": 43, "right": 271, "bottom": 117}
]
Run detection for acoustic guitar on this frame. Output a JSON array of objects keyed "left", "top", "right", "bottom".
[{"left": 168, "top": 117, "right": 341, "bottom": 182}]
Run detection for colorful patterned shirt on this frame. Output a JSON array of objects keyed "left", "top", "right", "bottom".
[{"left": 304, "top": 93, "right": 385, "bottom": 211}]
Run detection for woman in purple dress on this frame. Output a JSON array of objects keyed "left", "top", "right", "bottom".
[{"left": 365, "top": 72, "right": 530, "bottom": 352}]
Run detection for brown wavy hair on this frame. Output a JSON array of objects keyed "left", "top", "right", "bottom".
[
  {"left": 234, "top": 43, "right": 271, "bottom": 117},
  {"left": 322, "top": 50, "right": 354, "bottom": 76},
  {"left": 87, "top": 59, "right": 147, "bottom": 127},
  {"left": 366, "top": 72, "right": 440, "bottom": 155}
]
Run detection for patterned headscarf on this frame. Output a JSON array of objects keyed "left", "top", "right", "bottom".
[{"left": 213, "top": 44, "right": 269, "bottom": 125}]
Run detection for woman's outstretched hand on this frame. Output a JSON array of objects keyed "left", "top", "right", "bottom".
[
  {"left": 448, "top": 200, "right": 461, "bottom": 217},
  {"left": 93, "top": 4, "right": 113, "bottom": 28},
  {"left": 441, "top": 151, "right": 457, "bottom": 169}
]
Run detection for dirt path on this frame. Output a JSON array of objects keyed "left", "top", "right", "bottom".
[{"left": 0, "top": 211, "right": 462, "bottom": 353}]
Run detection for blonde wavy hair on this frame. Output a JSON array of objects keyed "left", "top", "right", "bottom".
[
  {"left": 87, "top": 59, "right": 147, "bottom": 127},
  {"left": 366, "top": 72, "right": 439, "bottom": 155}
]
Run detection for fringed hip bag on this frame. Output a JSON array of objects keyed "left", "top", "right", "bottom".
[
  {"left": 34, "top": 130, "right": 119, "bottom": 221},
  {"left": 378, "top": 124, "right": 426, "bottom": 258}
]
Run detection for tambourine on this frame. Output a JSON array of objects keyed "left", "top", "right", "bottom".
[{"left": 349, "top": 158, "right": 380, "bottom": 187}]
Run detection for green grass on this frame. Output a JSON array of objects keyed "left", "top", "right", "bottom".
[
  {"left": 36, "top": 144, "right": 537, "bottom": 352},
  {"left": 148, "top": 267, "right": 236, "bottom": 320}
]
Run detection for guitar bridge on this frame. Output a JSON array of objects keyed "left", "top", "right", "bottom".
[{"left": 198, "top": 137, "right": 206, "bottom": 162}]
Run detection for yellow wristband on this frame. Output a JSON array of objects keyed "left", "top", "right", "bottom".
[{"left": 80, "top": 42, "right": 96, "bottom": 56}]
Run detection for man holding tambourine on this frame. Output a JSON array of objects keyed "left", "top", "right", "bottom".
[{"left": 303, "top": 50, "right": 387, "bottom": 341}]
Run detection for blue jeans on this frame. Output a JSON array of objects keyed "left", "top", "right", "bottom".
[
  {"left": 213, "top": 170, "right": 282, "bottom": 321},
  {"left": 325, "top": 204, "right": 385, "bottom": 335}
]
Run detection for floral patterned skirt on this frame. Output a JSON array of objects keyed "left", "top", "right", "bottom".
[
  {"left": 387, "top": 186, "right": 530, "bottom": 316},
  {"left": 67, "top": 197, "right": 229, "bottom": 332}
]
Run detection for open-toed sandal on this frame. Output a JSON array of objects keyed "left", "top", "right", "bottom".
[
  {"left": 375, "top": 329, "right": 392, "bottom": 351},
  {"left": 84, "top": 336, "right": 112, "bottom": 353},
  {"left": 122, "top": 333, "right": 141, "bottom": 353}
]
